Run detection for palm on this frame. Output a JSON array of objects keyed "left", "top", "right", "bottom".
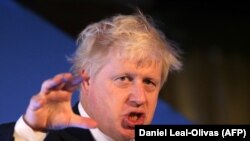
[{"left": 24, "top": 73, "right": 97, "bottom": 131}]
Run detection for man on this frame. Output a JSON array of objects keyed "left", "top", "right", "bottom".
[{"left": 0, "top": 11, "right": 182, "bottom": 141}]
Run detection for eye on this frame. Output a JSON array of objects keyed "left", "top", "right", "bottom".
[
  {"left": 114, "top": 75, "right": 132, "bottom": 87},
  {"left": 143, "top": 78, "right": 158, "bottom": 91},
  {"left": 143, "top": 79, "right": 156, "bottom": 86},
  {"left": 117, "top": 76, "right": 130, "bottom": 82}
]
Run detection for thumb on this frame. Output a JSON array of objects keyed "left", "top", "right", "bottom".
[{"left": 69, "top": 115, "right": 97, "bottom": 129}]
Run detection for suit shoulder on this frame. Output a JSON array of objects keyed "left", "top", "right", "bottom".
[{"left": 0, "top": 122, "right": 16, "bottom": 141}]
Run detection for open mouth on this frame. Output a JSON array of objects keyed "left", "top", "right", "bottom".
[{"left": 122, "top": 112, "right": 145, "bottom": 129}]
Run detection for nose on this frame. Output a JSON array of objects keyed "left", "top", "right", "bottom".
[{"left": 128, "top": 82, "right": 146, "bottom": 107}]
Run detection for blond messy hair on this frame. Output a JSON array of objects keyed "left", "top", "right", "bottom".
[{"left": 69, "top": 11, "right": 182, "bottom": 85}]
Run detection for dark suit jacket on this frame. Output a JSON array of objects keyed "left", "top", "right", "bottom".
[{"left": 0, "top": 103, "right": 95, "bottom": 141}]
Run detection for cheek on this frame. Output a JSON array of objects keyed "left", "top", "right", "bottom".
[
  {"left": 88, "top": 85, "right": 109, "bottom": 109},
  {"left": 87, "top": 87, "right": 112, "bottom": 124},
  {"left": 89, "top": 81, "right": 120, "bottom": 114},
  {"left": 146, "top": 93, "right": 159, "bottom": 122},
  {"left": 88, "top": 82, "right": 128, "bottom": 128}
]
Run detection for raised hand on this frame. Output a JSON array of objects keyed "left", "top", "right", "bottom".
[{"left": 23, "top": 73, "right": 97, "bottom": 132}]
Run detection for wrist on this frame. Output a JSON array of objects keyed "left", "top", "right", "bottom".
[{"left": 23, "top": 114, "right": 48, "bottom": 133}]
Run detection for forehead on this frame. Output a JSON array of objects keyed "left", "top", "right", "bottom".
[
  {"left": 104, "top": 53, "right": 162, "bottom": 77},
  {"left": 96, "top": 41, "right": 164, "bottom": 78},
  {"left": 108, "top": 41, "right": 162, "bottom": 63}
]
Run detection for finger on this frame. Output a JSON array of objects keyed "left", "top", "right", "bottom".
[
  {"left": 29, "top": 95, "right": 46, "bottom": 111},
  {"left": 63, "top": 76, "right": 83, "bottom": 92},
  {"left": 40, "top": 73, "right": 73, "bottom": 93},
  {"left": 49, "top": 73, "right": 73, "bottom": 90},
  {"left": 40, "top": 79, "right": 57, "bottom": 93},
  {"left": 69, "top": 115, "right": 97, "bottom": 129},
  {"left": 45, "top": 75, "right": 82, "bottom": 92}
]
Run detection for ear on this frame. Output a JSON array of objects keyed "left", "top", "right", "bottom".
[{"left": 80, "top": 70, "right": 90, "bottom": 94}]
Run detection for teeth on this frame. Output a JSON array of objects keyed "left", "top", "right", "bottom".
[{"left": 130, "top": 114, "right": 138, "bottom": 121}]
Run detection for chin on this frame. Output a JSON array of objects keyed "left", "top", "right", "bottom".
[
  {"left": 120, "top": 128, "right": 135, "bottom": 140},
  {"left": 107, "top": 126, "right": 135, "bottom": 141}
]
